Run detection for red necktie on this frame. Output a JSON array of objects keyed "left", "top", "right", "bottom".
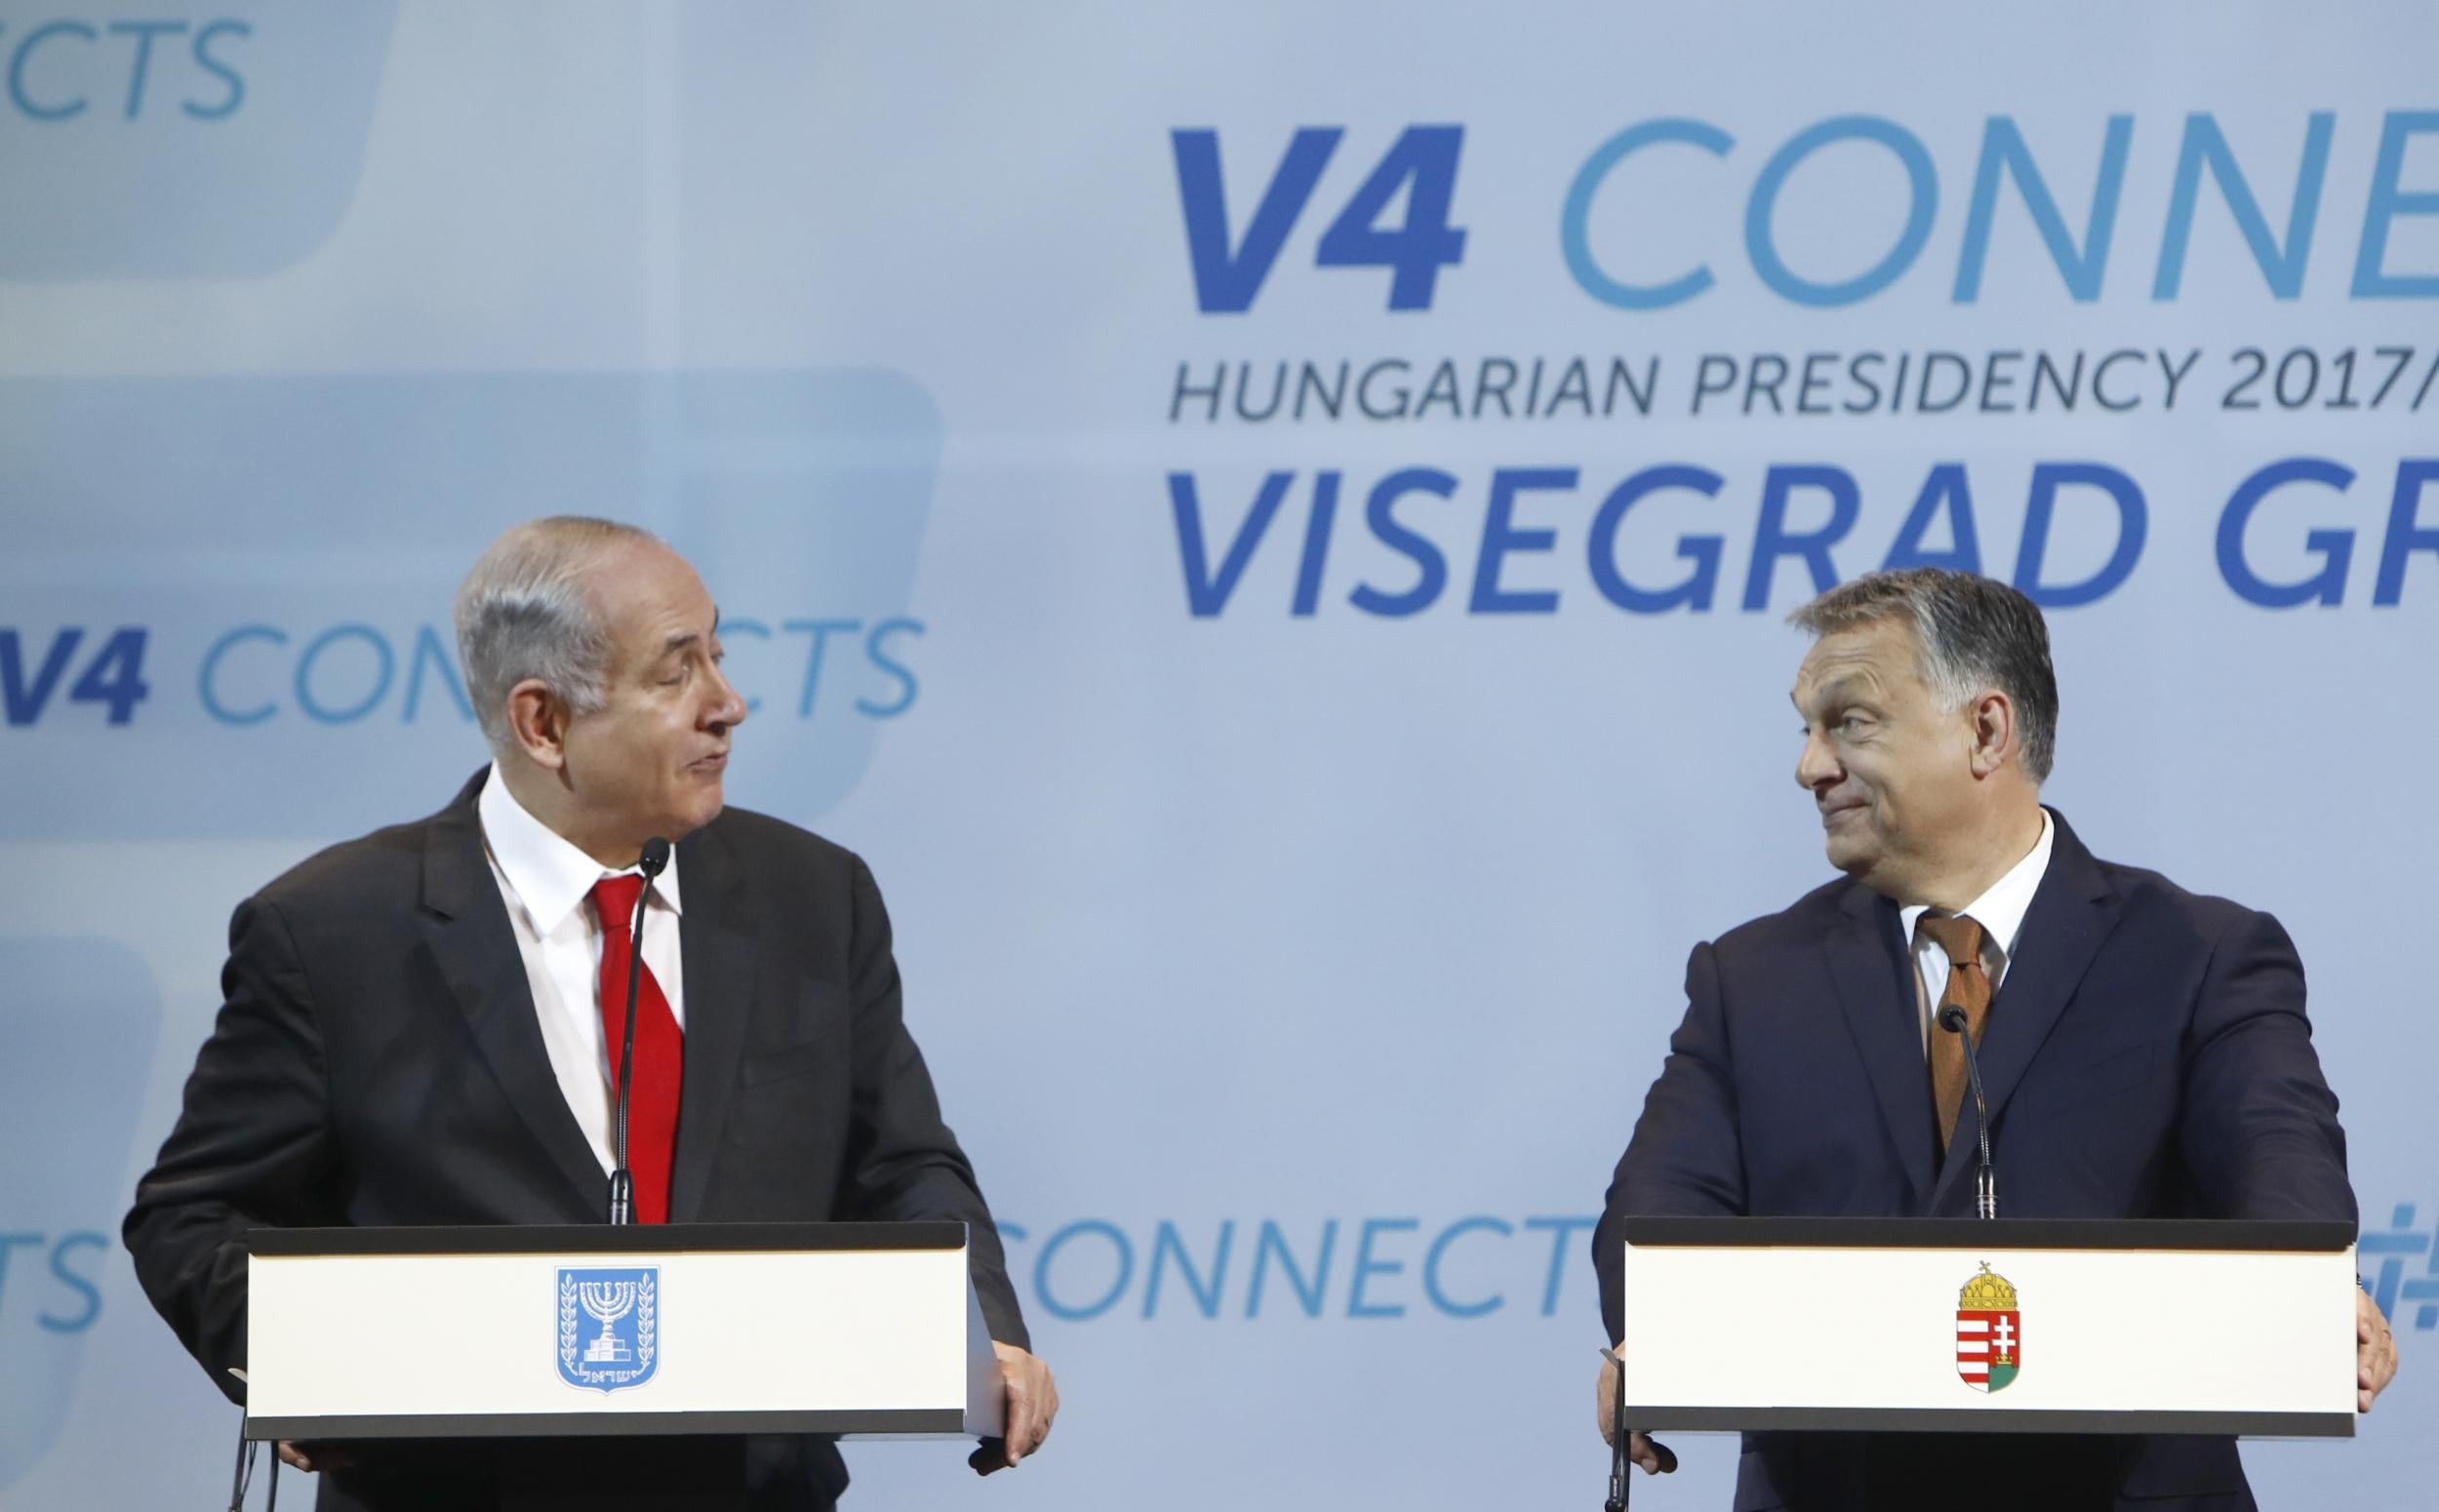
[{"left": 590, "top": 874, "right": 684, "bottom": 1223}]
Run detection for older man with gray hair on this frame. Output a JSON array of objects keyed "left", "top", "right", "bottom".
[
  {"left": 126, "top": 518, "right": 1055, "bottom": 1511},
  {"left": 1590, "top": 568, "right": 2390, "bottom": 1511}
]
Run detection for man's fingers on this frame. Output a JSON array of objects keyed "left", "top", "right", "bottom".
[{"left": 276, "top": 1442, "right": 313, "bottom": 1473}]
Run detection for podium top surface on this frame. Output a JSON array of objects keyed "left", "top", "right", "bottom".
[
  {"left": 1620, "top": 1216, "right": 2353, "bottom": 1252},
  {"left": 246, "top": 1219, "right": 969, "bottom": 1257}
]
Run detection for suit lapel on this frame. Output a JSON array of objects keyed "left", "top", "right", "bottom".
[
  {"left": 1823, "top": 883, "right": 1937, "bottom": 1209},
  {"left": 1932, "top": 809, "right": 2125, "bottom": 1205},
  {"left": 668, "top": 818, "right": 758, "bottom": 1223},
  {"left": 419, "top": 770, "right": 608, "bottom": 1218}
]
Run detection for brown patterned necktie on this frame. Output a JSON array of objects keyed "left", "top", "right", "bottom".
[{"left": 1918, "top": 912, "right": 1990, "bottom": 1155}]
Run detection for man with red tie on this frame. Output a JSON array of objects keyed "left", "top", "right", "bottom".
[{"left": 125, "top": 518, "right": 1055, "bottom": 1511}]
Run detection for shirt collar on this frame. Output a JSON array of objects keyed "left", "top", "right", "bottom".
[
  {"left": 1899, "top": 808, "right": 2054, "bottom": 962},
  {"left": 476, "top": 762, "right": 684, "bottom": 936}
]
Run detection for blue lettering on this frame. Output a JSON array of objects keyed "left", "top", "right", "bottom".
[
  {"left": 1313, "top": 126, "right": 1466, "bottom": 310},
  {"left": 2015, "top": 462, "right": 2147, "bottom": 607},
  {"left": 2153, "top": 112, "right": 2334, "bottom": 300},
  {"left": 1171, "top": 470, "right": 1295, "bottom": 617},
  {"left": 856, "top": 617, "right": 923, "bottom": 717},
  {"left": 183, "top": 18, "right": 248, "bottom": 120},
  {"left": 1587, "top": 465, "right": 1724, "bottom": 613},
  {"left": 1292, "top": 471, "right": 1340, "bottom": 616},
  {"left": 1525, "top": 1215, "right": 1598, "bottom": 1317},
  {"left": 2353, "top": 112, "right": 2439, "bottom": 298},
  {"left": 1954, "top": 115, "right": 2133, "bottom": 302},
  {"left": 1470, "top": 468, "right": 1572, "bottom": 614},
  {"left": 780, "top": 618, "right": 860, "bottom": 717},
  {"left": 1142, "top": 1221, "right": 1234, "bottom": 1319},
  {"left": 39, "top": 1233, "right": 105, "bottom": 1333},
  {"left": 1172, "top": 128, "right": 1341, "bottom": 314},
  {"left": 0, "top": 628, "right": 84, "bottom": 726},
  {"left": 2217, "top": 458, "right": 2355, "bottom": 608},
  {"left": 1563, "top": 119, "right": 1735, "bottom": 310},
  {"left": 1882, "top": 463, "right": 1984, "bottom": 573},
  {"left": 401, "top": 624, "right": 471, "bottom": 724},
  {"left": 1346, "top": 1216, "right": 1419, "bottom": 1319},
  {"left": 0, "top": 1233, "right": 39, "bottom": 1313},
  {"left": 1245, "top": 1220, "right": 1337, "bottom": 1320},
  {"left": 2374, "top": 459, "right": 2439, "bottom": 606},
  {"left": 1747, "top": 117, "right": 1938, "bottom": 307},
  {"left": 199, "top": 624, "right": 285, "bottom": 725},
  {"left": 293, "top": 624, "right": 393, "bottom": 725},
  {"left": 1421, "top": 1216, "right": 1510, "bottom": 1318},
  {"left": 9, "top": 20, "right": 93, "bottom": 120},
  {"left": 1743, "top": 465, "right": 1860, "bottom": 609},
  {"left": 105, "top": 20, "right": 183, "bottom": 118},
  {"left": 1034, "top": 1220, "right": 1133, "bottom": 1323},
  {"left": 1349, "top": 468, "right": 1455, "bottom": 617}
]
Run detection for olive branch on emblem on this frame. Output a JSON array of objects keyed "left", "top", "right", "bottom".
[
  {"left": 559, "top": 1275, "right": 580, "bottom": 1371},
  {"left": 636, "top": 1280, "right": 657, "bottom": 1365}
]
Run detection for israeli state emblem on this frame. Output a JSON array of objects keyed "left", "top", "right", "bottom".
[
  {"left": 1954, "top": 1261, "right": 2021, "bottom": 1393},
  {"left": 558, "top": 1267, "right": 659, "bottom": 1393}
]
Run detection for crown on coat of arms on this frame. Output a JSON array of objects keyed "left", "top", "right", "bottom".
[{"left": 1957, "top": 1260, "right": 2019, "bottom": 1312}]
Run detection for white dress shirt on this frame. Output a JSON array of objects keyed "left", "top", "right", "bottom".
[
  {"left": 1899, "top": 808, "right": 2055, "bottom": 1050},
  {"left": 476, "top": 763, "right": 686, "bottom": 1175}
]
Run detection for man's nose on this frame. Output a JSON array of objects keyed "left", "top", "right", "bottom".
[
  {"left": 1794, "top": 727, "right": 1839, "bottom": 792},
  {"left": 705, "top": 666, "right": 748, "bottom": 729}
]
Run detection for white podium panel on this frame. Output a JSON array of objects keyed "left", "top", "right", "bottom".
[
  {"left": 244, "top": 1222, "right": 1004, "bottom": 1442},
  {"left": 1618, "top": 1218, "right": 2356, "bottom": 1438}
]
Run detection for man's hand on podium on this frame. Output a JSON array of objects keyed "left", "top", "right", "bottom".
[
  {"left": 2358, "top": 1288, "right": 2398, "bottom": 1413},
  {"left": 274, "top": 1442, "right": 355, "bottom": 1475},
  {"left": 968, "top": 1341, "right": 1060, "bottom": 1474},
  {"left": 1594, "top": 1344, "right": 1676, "bottom": 1476}
]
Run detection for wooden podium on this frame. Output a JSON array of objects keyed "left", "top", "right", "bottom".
[
  {"left": 1615, "top": 1217, "right": 2358, "bottom": 1438},
  {"left": 241, "top": 1221, "right": 1003, "bottom": 1443}
]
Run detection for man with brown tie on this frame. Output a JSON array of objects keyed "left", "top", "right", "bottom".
[
  {"left": 126, "top": 517, "right": 1056, "bottom": 1510},
  {"left": 1590, "top": 568, "right": 2394, "bottom": 1510}
]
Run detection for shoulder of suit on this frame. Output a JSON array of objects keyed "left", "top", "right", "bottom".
[
  {"left": 698, "top": 803, "right": 866, "bottom": 877},
  {"left": 1708, "top": 873, "right": 1860, "bottom": 957},
  {"left": 2086, "top": 851, "right": 2273, "bottom": 937},
  {"left": 251, "top": 801, "right": 452, "bottom": 920}
]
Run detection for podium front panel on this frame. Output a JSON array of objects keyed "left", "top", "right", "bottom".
[
  {"left": 244, "top": 1222, "right": 1000, "bottom": 1441},
  {"left": 1618, "top": 1218, "right": 2356, "bottom": 1438}
]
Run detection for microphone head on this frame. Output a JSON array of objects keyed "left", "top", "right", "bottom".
[
  {"left": 1938, "top": 1004, "right": 1969, "bottom": 1034},
  {"left": 638, "top": 837, "right": 672, "bottom": 877}
]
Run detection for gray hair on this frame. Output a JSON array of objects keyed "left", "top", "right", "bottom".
[
  {"left": 1789, "top": 568, "right": 2059, "bottom": 782},
  {"left": 454, "top": 517, "right": 660, "bottom": 755}
]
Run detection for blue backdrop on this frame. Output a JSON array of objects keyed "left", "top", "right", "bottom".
[{"left": 3, "top": 3, "right": 2433, "bottom": 1506}]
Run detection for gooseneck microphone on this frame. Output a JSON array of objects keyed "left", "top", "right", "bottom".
[
  {"left": 1938, "top": 1004, "right": 1998, "bottom": 1219},
  {"left": 607, "top": 836, "right": 672, "bottom": 1225}
]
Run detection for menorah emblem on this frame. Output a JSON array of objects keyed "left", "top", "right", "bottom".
[
  {"left": 557, "top": 1267, "right": 660, "bottom": 1393},
  {"left": 579, "top": 1280, "right": 638, "bottom": 1363}
]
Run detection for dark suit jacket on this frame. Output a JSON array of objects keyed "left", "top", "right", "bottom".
[
  {"left": 1596, "top": 810, "right": 2353, "bottom": 1512},
  {"left": 124, "top": 769, "right": 1028, "bottom": 1512}
]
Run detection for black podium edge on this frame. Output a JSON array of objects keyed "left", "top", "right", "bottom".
[
  {"left": 243, "top": 1408, "right": 967, "bottom": 1442},
  {"left": 1625, "top": 1405, "right": 2354, "bottom": 1438},
  {"left": 1618, "top": 1217, "right": 2355, "bottom": 1252},
  {"left": 245, "top": 1220, "right": 969, "bottom": 1257}
]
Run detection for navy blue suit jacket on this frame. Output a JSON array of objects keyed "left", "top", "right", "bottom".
[{"left": 1596, "top": 811, "right": 2353, "bottom": 1511}]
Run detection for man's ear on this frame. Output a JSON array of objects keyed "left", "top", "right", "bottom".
[
  {"left": 503, "top": 679, "right": 570, "bottom": 772},
  {"left": 1967, "top": 689, "right": 2017, "bottom": 779}
]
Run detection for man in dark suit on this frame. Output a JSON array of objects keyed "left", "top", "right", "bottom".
[
  {"left": 125, "top": 517, "right": 1057, "bottom": 1511},
  {"left": 1591, "top": 569, "right": 2395, "bottom": 1510}
]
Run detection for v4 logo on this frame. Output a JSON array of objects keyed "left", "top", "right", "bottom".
[{"left": 1171, "top": 126, "right": 1467, "bottom": 313}]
